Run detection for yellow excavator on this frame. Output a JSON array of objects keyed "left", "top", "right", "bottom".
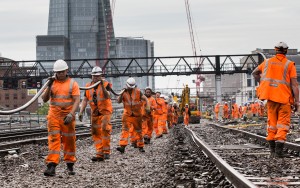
[{"left": 178, "top": 84, "right": 201, "bottom": 123}]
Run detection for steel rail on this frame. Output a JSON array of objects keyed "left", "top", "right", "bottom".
[
  {"left": 185, "top": 127, "right": 256, "bottom": 188},
  {"left": 213, "top": 123, "right": 300, "bottom": 153}
]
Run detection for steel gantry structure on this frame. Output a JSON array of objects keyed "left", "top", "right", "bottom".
[
  {"left": 0, "top": 54, "right": 263, "bottom": 79},
  {"left": 0, "top": 54, "right": 264, "bottom": 102}
]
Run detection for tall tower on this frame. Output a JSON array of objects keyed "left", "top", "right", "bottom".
[{"left": 37, "top": 0, "right": 116, "bottom": 70}]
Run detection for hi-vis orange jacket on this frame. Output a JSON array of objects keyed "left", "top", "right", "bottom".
[
  {"left": 49, "top": 78, "right": 80, "bottom": 117},
  {"left": 257, "top": 54, "right": 297, "bottom": 104},
  {"left": 122, "top": 88, "right": 143, "bottom": 117},
  {"left": 154, "top": 98, "right": 165, "bottom": 115},
  {"left": 85, "top": 81, "right": 113, "bottom": 115}
]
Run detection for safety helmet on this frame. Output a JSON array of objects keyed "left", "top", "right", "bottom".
[
  {"left": 160, "top": 94, "right": 165, "bottom": 98},
  {"left": 144, "top": 86, "right": 152, "bottom": 91},
  {"left": 185, "top": 103, "right": 189, "bottom": 106},
  {"left": 164, "top": 96, "right": 169, "bottom": 101},
  {"left": 275, "top": 42, "right": 288, "bottom": 49},
  {"left": 53, "top": 59, "right": 68, "bottom": 72},
  {"left": 126, "top": 78, "right": 136, "bottom": 88},
  {"left": 91, "top": 66, "right": 103, "bottom": 76}
]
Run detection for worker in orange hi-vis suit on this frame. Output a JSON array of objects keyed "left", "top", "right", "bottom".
[
  {"left": 153, "top": 92, "right": 165, "bottom": 138},
  {"left": 142, "top": 87, "right": 156, "bottom": 144},
  {"left": 214, "top": 103, "right": 220, "bottom": 121},
  {"left": 223, "top": 102, "right": 229, "bottom": 120},
  {"left": 250, "top": 102, "right": 257, "bottom": 117},
  {"left": 42, "top": 59, "right": 80, "bottom": 177},
  {"left": 183, "top": 104, "right": 191, "bottom": 126},
  {"left": 160, "top": 95, "right": 168, "bottom": 134},
  {"left": 242, "top": 104, "right": 247, "bottom": 119},
  {"left": 116, "top": 78, "right": 150, "bottom": 153},
  {"left": 167, "top": 103, "right": 174, "bottom": 129},
  {"left": 252, "top": 42, "right": 299, "bottom": 158},
  {"left": 78, "top": 66, "right": 113, "bottom": 162},
  {"left": 231, "top": 102, "right": 239, "bottom": 119},
  {"left": 172, "top": 102, "right": 179, "bottom": 126}
]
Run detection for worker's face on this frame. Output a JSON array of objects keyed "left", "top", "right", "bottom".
[
  {"left": 156, "top": 93, "right": 161, "bottom": 98},
  {"left": 145, "top": 89, "right": 152, "bottom": 97},
  {"left": 92, "top": 75, "right": 102, "bottom": 83},
  {"left": 55, "top": 70, "right": 68, "bottom": 81}
]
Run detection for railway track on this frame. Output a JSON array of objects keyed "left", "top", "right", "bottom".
[
  {"left": 175, "top": 121, "right": 300, "bottom": 187},
  {"left": 0, "top": 119, "right": 122, "bottom": 153}
]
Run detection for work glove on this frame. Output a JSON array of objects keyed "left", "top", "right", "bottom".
[
  {"left": 64, "top": 113, "right": 74, "bottom": 125},
  {"left": 78, "top": 113, "right": 83, "bottom": 122},
  {"left": 47, "top": 76, "right": 56, "bottom": 87},
  {"left": 145, "top": 107, "right": 151, "bottom": 114}
]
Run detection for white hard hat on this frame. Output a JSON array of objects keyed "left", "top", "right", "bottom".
[
  {"left": 126, "top": 78, "right": 136, "bottom": 88},
  {"left": 275, "top": 42, "right": 288, "bottom": 49},
  {"left": 145, "top": 86, "right": 152, "bottom": 91},
  {"left": 164, "top": 96, "right": 169, "bottom": 101},
  {"left": 185, "top": 103, "right": 189, "bottom": 106},
  {"left": 53, "top": 59, "right": 68, "bottom": 72},
  {"left": 160, "top": 94, "right": 165, "bottom": 98},
  {"left": 91, "top": 66, "right": 103, "bottom": 76}
]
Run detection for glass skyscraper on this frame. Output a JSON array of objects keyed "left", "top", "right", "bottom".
[{"left": 36, "top": 0, "right": 116, "bottom": 71}]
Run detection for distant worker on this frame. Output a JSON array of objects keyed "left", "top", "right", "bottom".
[
  {"left": 116, "top": 78, "right": 150, "bottom": 153},
  {"left": 78, "top": 66, "right": 113, "bottom": 161},
  {"left": 223, "top": 102, "right": 229, "bottom": 120},
  {"left": 161, "top": 95, "right": 168, "bottom": 134},
  {"left": 142, "top": 87, "right": 156, "bottom": 144},
  {"left": 172, "top": 102, "right": 179, "bottom": 126},
  {"left": 42, "top": 59, "right": 80, "bottom": 176},
  {"left": 183, "top": 104, "right": 191, "bottom": 126},
  {"left": 214, "top": 103, "right": 220, "bottom": 121},
  {"left": 252, "top": 42, "right": 299, "bottom": 158},
  {"left": 153, "top": 92, "right": 165, "bottom": 138},
  {"left": 231, "top": 102, "right": 239, "bottom": 120}
]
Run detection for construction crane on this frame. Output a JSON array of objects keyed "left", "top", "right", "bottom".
[{"left": 184, "top": 0, "right": 203, "bottom": 97}]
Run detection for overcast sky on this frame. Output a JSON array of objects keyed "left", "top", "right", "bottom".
[{"left": 0, "top": 0, "right": 300, "bottom": 89}]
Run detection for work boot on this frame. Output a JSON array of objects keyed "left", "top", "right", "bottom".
[
  {"left": 156, "top": 134, "right": 163, "bottom": 139},
  {"left": 91, "top": 156, "right": 104, "bottom": 162},
  {"left": 139, "top": 147, "right": 145, "bottom": 152},
  {"left": 268, "top": 140, "right": 276, "bottom": 158},
  {"left": 44, "top": 163, "right": 56, "bottom": 177},
  {"left": 104, "top": 154, "right": 110, "bottom": 160},
  {"left": 131, "top": 142, "right": 137, "bottom": 148},
  {"left": 67, "top": 163, "right": 75, "bottom": 175},
  {"left": 275, "top": 142, "right": 285, "bottom": 158},
  {"left": 116, "top": 146, "right": 126, "bottom": 153}
]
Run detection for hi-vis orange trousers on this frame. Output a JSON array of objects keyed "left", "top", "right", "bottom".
[
  {"left": 153, "top": 114, "right": 163, "bottom": 137},
  {"left": 119, "top": 115, "right": 144, "bottom": 148},
  {"left": 46, "top": 115, "right": 76, "bottom": 164},
  {"left": 91, "top": 114, "right": 112, "bottom": 157},
  {"left": 266, "top": 100, "right": 291, "bottom": 142},
  {"left": 143, "top": 115, "right": 154, "bottom": 139}
]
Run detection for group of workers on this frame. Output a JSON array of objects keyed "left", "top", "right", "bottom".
[
  {"left": 38, "top": 41, "right": 298, "bottom": 177},
  {"left": 214, "top": 101, "right": 266, "bottom": 121},
  {"left": 41, "top": 59, "right": 183, "bottom": 177}
]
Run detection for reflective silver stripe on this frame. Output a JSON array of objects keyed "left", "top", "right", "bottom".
[
  {"left": 267, "top": 125, "right": 277, "bottom": 130},
  {"left": 49, "top": 150, "right": 60, "bottom": 154},
  {"left": 102, "top": 136, "right": 110, "bottom": 140},
  {"left": 96, "top": 152, "right": 104, "bottom": 155},
  {"left": 283, "top": 60, "right": 292, "bottom": 81},
  {"left": 138, "top": 139, "right": 143, "bottom": 142},
  {"left": 94, "top": 140, "right": 102, "bottom": 144},
  {"left": 277, "top": 124, "right": 290, "bottom": 130},
  {"left": 69, "top": 79, "right": 74, "bottom": 96},
  {"left": 120, "top": 138, "right": 127, "bottom": 141},
  {"left": 61, "top": 132, "right": 76, "bottom": 137},
  {"left": 92, "top": 124, "right": 102, "bottom": 128},
  {"left": 260, "top": 78, "right": 290, "bottom": 87},
  {"left": 135, "top": 130, "right": 142, "bottom": 133},
  {"left": 51, "top": 95, "right": 71, "bottom": 99},
  {"left": 50, "top": 101, "right": 74, "bottom": 106},
  {"left": 276, "top": 140, "right": 285, "bottom": 143},
  {"left": 102, "top": 146, "right": 110, "bottom": 150},
  {"left": 64, "top": 151, "right": 75, "bottom": 155},
  {"left": 122, "top": 128, "right": 129, "bottom": 131},
  {"left": 48, "top": 130, "right": 60, "bottom": 135},
  {"left": 261, "top": 59, "right": 269, "bottom": 78}
]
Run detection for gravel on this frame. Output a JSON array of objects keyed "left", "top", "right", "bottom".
[{"left": 0, "top": 130, "right": 177, "bottom": 188}]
